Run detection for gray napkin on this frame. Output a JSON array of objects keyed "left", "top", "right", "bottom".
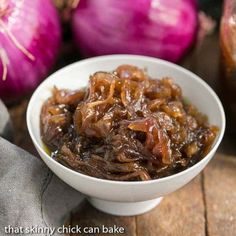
[
  {"left": 0, "top": 100, "right": 84, "bottom": 236},
  {"left": 0, "top": 100, "right": 13, "bottom": 141}
]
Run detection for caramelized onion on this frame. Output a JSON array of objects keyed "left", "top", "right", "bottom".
[{"left": 40, "top": 65, "right": 218, "bottom": 181}]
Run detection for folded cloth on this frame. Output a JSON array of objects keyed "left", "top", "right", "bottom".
[{"left": 0, "top": 101, "right": 84, "bottom": 236}]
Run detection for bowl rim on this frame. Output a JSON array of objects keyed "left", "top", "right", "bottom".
[{"left": 27, "top": 54, "right": 226, "bottom": 186}]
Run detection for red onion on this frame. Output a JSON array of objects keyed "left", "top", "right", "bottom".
[
  {"left": 72, "top": 0, "right": 198, "bottom": 62},
  {"left": 0, "top": 0, "right": 61, "bottom": 102}
]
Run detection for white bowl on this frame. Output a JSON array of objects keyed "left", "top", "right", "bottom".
[{"left": 27, "top": 55, "right": 225, "bottom": 216}]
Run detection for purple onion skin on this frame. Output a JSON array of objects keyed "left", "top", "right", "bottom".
[
  {"left": 0, "top": 0, "right": 61, "bottom": 102},
  {"left": 72, "top": 0, "right": 198, "bottom": 63}
]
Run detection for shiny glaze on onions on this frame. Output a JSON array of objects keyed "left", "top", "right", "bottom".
[{"left": 40, "top": 65, "right": 218, "bottom": 181}]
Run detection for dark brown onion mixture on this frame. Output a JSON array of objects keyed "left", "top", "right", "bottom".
[{"left": 40, "top": 65, "right": 218, "bottom": 181}]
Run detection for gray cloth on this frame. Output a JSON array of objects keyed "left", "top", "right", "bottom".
[
  {"left": 0, "top": 100, "right": 13, "bottom": 141},
  {"left": 0, "top": 101, "right": 84, "bottom": 236}
]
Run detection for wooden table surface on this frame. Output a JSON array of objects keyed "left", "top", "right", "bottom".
[{"left": 8, "top": 33, "right": 236, "bottom": 236}]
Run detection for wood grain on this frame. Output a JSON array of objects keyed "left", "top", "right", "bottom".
[
  {"left": 136, "top": 176, "right": 205, "bottom": 236},
  {"left": 70, "top": 201, "right": 136, "bottom": 236},
  {"left": 69, "top": 154, "right": 236, "bottom": 236},
  {"left": 204, "top": 154, "right": 236, "bottom": 236}
]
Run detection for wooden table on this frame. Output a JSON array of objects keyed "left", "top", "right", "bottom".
[{"left": 8, "top": 33, "right": 236, "bottom": 236}]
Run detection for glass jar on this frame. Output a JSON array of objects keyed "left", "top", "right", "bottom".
[{"left": 220, "top": 0, "right": 236, "bottom": 133}]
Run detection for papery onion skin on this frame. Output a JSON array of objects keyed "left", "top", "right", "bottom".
[
  {"left": 0, "top": 0, "right": 61, "bottom": 102},
  {"left": 72, "top": 0, "right": 198, "bottom": 62}
]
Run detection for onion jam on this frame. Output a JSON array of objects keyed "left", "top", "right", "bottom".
[{"left": 40, "top": 65, "right": 218, "bottom": 181}]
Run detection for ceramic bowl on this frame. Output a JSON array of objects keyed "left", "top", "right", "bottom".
[{"left": 27, "top": 55, "right": 225, "bottom": 216}]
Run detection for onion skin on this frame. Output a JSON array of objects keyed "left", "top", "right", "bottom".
[
  {"left": 0, "top": 0, "right": 61, "bottom": 102},
  {"left": 72, "top": 0, "right": 198, "bottom": 62}
]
